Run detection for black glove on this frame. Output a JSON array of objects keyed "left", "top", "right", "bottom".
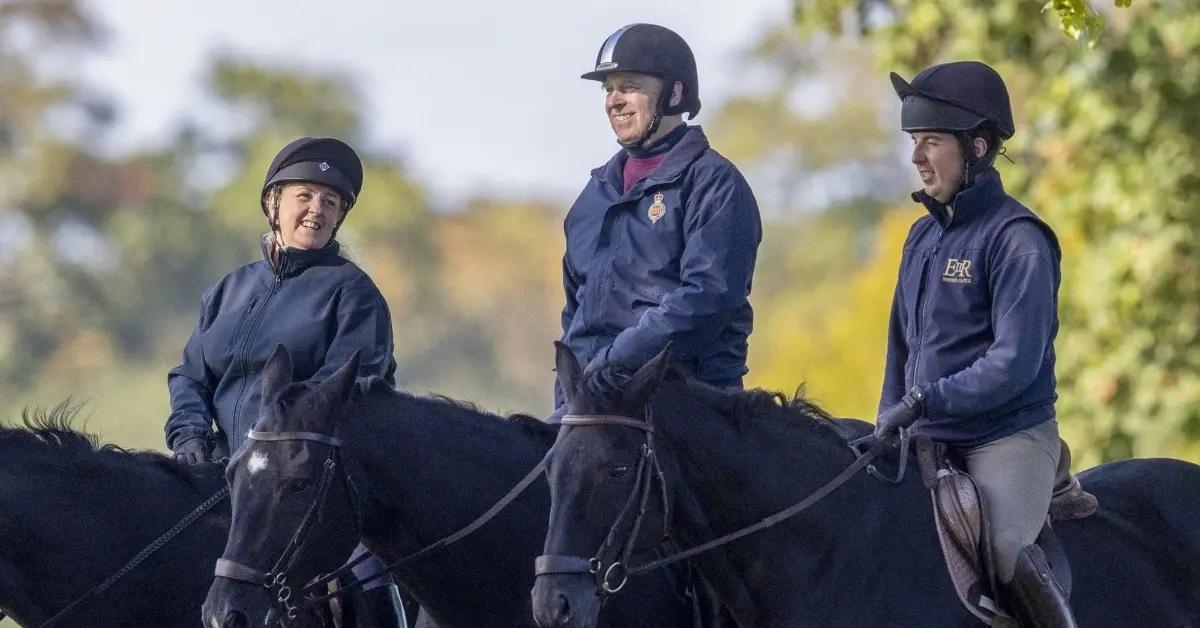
[
  {"left": 172, "top": 436, "right": 212, "bottom": 465},
  {"left": 874, "top": 386, "right": 926, "bottom": 442},
  {"left": 581, "top": 351, "right": 636, "bottom": 400}
]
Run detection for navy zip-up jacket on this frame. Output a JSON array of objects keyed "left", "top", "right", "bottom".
[
  {"left": 166, "top": 238, "right": 396, "bottom": 454},
  {"left": 879, "top": 169, "right": 1060, "bottom": 446},
  {"left": 556, "top": 125, "right": 761, "bottom": 407}
]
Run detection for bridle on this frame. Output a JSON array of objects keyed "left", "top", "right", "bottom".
[
  {"left": 213, "top": 426, "right": 554, "bottom": 625},
  {"left": 535, "top": 413, "right": 670, "bottom": 596},
  {"left": 534, "top": 409, "right": 884, "bottom": 599},
  {"left": 213, "top": 429, "right": 355, "bottom": 625}
]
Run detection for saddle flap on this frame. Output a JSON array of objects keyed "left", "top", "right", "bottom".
[
  {"left": 916, "top": 436, "right": 1087, "bottom": 625},
  {"left": 931, "top": 467, "right": 1002, "bottom": 623},
  {"left": 916, "top": 436, "right": 1002, "bottom": 624}
]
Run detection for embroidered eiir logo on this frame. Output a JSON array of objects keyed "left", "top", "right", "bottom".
[{"left": 943, "top": 258, "right": 973, "bottom": 284}]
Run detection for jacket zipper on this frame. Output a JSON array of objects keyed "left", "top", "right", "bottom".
[
  {"left": 228, "top": 262, "right": 284, "bottom": 438},
  {"left": 909, "top": 227, "right": 945, "bottom": 386}
]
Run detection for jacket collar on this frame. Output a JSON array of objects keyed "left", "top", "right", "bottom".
[
  {"left": 260, "top": 234, "right": 342, "bottom": 278},
  {"left": 912, "top": 167, "right": 1006, "bottom": 229},
  {"left": 591, "top": 125, "right": 711, "bottom": 199}
]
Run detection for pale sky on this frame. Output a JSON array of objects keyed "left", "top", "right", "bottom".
[{"left": 83, "top": 0, "right": 790, "bottom": 205}]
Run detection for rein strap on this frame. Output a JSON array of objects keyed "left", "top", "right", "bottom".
[
  {"left": 39, "top": 485, "right": 231, "bottom": 628},
  {"left": 629, "top": 440, "right": 882, "bottom": 575},
  {"left": 295, "top": 446, "right": 555, "bottom": 613}
]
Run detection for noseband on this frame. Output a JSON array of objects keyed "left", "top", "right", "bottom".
[
  {"left": 214, "top": 430, "right": 354, "bottom": 624},
  {"left": 535, "top": 413, "right": 671, "bottom": 596}
]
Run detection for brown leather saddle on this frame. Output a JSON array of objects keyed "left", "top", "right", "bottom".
[{"left": 913, "top": 434, "right": 1098, "bottom": 625}]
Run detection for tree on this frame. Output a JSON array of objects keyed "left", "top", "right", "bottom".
[{"left": 793, "top": 0, "right": 1200, "bottom": 465}]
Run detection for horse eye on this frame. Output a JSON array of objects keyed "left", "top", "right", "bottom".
[
  {"left": 286, "top": 477, "right": 314, "bottom": 493},
  {"left": 608, "top": 465, "right": 630, "bottom": 480}
]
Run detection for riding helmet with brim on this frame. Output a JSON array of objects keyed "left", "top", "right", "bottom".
[
  {"left": 581, "top": 23, "right": 701, "bottom": 119},
  {"left": 260, "top": 137, "right": 364, "bottom": 214},
  {"left": 890, "top": 61, "right": 1014, "bottom": 139}
]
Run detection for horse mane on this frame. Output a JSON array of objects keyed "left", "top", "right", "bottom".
[
  {"left": 7, "top": 400, "right": 102, "bottom": 453},
  {"left": 665, "top": 370, "right": 848, "bottom": 447},
  {"left": 353, "top": 378, "right": 557, "bottom": 447},
  {"left": 0, "top": 401, "right": 214, "bottom": 487},
  {"left": 427, "top": 394, "right": 557, "bottom": 445}
]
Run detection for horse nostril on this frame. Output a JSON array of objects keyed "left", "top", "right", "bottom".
[
  {"left": 222, "top": 610, "right": 248, "bottom": 628},
  {"left": 557, "top": 593, "right": 572, "bottom": 626}
]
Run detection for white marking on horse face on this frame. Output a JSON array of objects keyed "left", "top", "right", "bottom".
[
  {"left": 248, "top": 450, "right": 269, "bottom": 475},
  {"left": 211, "top": 617, "right": 221, "bottom": 628}
]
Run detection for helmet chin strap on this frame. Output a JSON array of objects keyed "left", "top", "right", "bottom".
[
  {"left": 619, "top": 111, "right": 663, "bottom": 150},
  {"left": 956, "top": 131, "right": 982, "bottom": 190},
  {"left": 618, "top": 76, "right": 675, "bottom": 150}
]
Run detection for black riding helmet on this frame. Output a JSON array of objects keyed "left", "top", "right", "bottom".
[
  {"left": 891, "top": 61, "right": 1013, "bottom": 188},
  {"left": 582, "top": 24, "right": 701, "bottom": 148},
  {"left": 890, "top": 61, "right": 1013, "bottom": 139},
  {"left": 260, "top": 137, "right": 364, "bottom": 215}
]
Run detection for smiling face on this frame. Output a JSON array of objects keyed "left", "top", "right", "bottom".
[
  {"left": 601, "top": 71, "right": 687, "bottom": 149},
  {"left": 910, "top": 131, "right": 992, "bottom": 204},
  {"left": 273, "top": 182, "right": 346, "bottom": 250},
  {"left": 910, "top": 131, "right": 966, "bottom": 203}
]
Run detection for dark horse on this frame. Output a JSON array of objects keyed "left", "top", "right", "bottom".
[
  {"left": 203, "top": 347, "right": 695, "bottom": 628},
  {"left": 0, "top": 405, "right": 254, "bottom": 627},
  {"left": 533, "top": 344, "right": 1200, "bottom": 627}
]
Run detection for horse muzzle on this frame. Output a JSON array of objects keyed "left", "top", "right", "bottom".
[
  {"left": 203, "top": 578, "right": 273, "bottom": 628},
  {"left": 531, "top": 573, "right": 602, "bottom": 628}
]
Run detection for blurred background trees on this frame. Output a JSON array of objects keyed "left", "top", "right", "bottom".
[{"left": 1, "top": 0, "right": 1195, "bottom": 471}]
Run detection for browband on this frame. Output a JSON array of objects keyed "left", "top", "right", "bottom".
[
  {"left": 560, "top": 414, "right": 654, "bottom": 433},
  {"left": 247, "top": 430, "right": 342, "bottom": 447}
]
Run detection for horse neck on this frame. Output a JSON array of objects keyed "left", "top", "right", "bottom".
[
  {"left": 0, "top": 441, "right": 227, "bottom": 623},
  {"left": 651, "top": 383, "right": 900, "bottom": 618},
  {"left": 339, "top": 391, "right": 552, "bottom": 548},
  {"left": 653, "top": 383, "right": 861, "bottom": 527}
]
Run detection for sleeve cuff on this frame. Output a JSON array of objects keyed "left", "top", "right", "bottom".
[
  {"left": 165, "top": 412, "right": 213, "bottom": 450},
  {"left": 918, "top": 382, "right": 943, "bottom": 418}
]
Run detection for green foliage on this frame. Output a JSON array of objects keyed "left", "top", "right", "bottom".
[
  {"left": 789, "top": 0, "right": 1200, "bottom": 465},
  {"left": 1047, "top": 0, "right": 1108, "bottom": 44},
  {"left": 0, "top": 0, "right": 1191, "bottom": 481}
]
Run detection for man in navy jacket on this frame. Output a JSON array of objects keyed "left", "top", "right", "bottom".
[
  {"left": 875, "top": 62, "right": 1076, "bottom": 627},
  {"left": 555, "top": 23, "right": 761, "bottom": 409}
]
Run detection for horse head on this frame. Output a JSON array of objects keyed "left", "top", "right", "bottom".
[
  {"left": 532, "top": 342, "right": 674, "bottom": 628},
  {"left": 203, "top": 346, "right": 363, "bottom": 628}
]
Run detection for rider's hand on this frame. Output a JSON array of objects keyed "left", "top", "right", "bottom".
[
  {"left": 172, "top": 436, "right": 213, "bottom": 465},
  {"left": 874, "top": 386, "right": 926, "bottom": 443},
  {"left": 581, "top": 350, "right": 636, "bottom": 399}
]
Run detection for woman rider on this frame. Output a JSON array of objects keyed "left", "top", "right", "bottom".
[{"left": 164, "top": 137, "right": 408, "bottom": 627}]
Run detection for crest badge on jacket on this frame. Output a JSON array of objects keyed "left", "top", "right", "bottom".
[{"left": 648, "top": 192, "right": 667, "bottom": 223}]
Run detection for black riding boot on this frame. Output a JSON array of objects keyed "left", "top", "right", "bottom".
[
  {"left": 1007, "top": 544, "right": 1078, "bottom": 628},
  {"left": 343, "top": 583, "right": 409, "bottom": 628}
]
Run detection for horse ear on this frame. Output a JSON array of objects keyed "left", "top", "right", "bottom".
[
  {"left": 554, "top": 341, "right": 582, "bottom": 402},
  {"left": 262, "top": 345, "right": 294, "bottom": 397},
  {"left": 321, "top": 350, "right": 361, "bottom": 408},
  {"left": 627, "top": 343, "right": 672, "bottom": 404}
]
